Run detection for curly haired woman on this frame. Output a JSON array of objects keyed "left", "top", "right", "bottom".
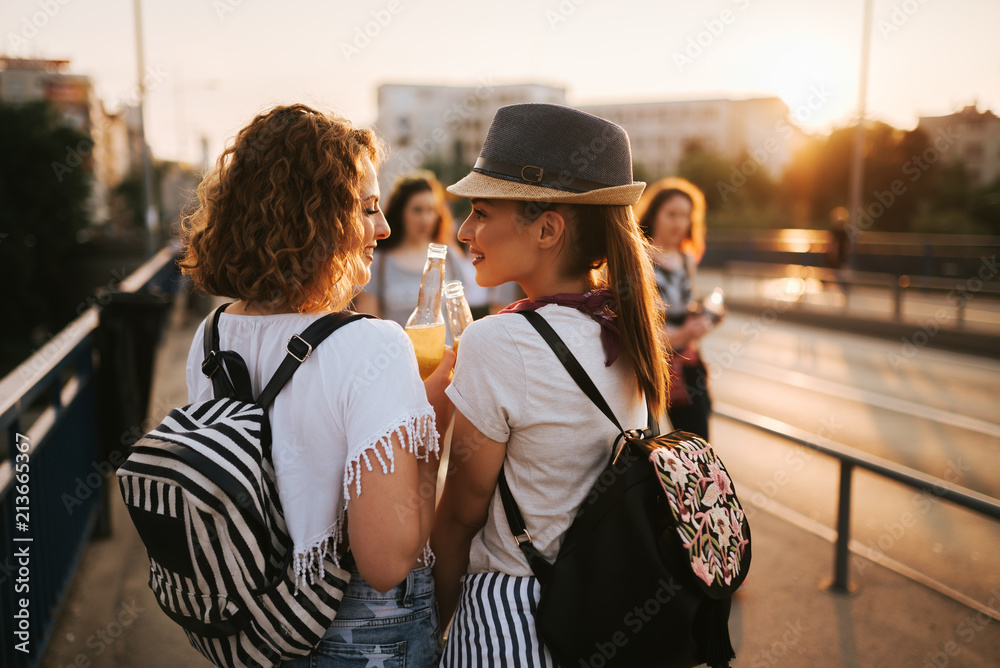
[{"left": 180, "top": 104, "right": 451, "bottom": 667}]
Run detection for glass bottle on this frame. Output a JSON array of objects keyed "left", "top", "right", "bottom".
[
  {"left": 405, "top": 243, "right": 448, "bottom": 379},
  {"left": 444, "top": 280, "right": 474, "bottom": 353}
]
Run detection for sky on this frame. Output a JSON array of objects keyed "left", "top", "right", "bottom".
[{"left": 3, "top": 0, "right": 998, "bottom": 166}]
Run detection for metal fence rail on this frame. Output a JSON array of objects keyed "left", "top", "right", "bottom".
[
  {"left": 722, "top": 260, "right": 1000, "bottom": 326},
  {"left": 0, "top": 246, "right": 180, "bottom": 668},
  {"left": 714, "top": 401, "right": 1000, "bottom": 600},
  {"left": 703, "top": 229, "right": 1000, "bottom": 279}
]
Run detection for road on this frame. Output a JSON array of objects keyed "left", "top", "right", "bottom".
[{"left": 699, "top": 310, "right": 1000, "bottom": 610}]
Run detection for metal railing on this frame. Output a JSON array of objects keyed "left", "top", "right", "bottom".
[
  {"left": 0, "top": 246, "right": 180, "bottom": 668},
  {"left": 715, "top": 401, "right": 1000, "bottom": 600},
  {"left": 703, "top": 229, "right": 1000, "bottom": 279},
  {"left": 722, "top": 261, "right": 1000, "bottom": 324}
]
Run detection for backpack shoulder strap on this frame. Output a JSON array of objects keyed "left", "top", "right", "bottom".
[
  {"left": 497, "top": 468, "right": 553, "bottom": 582},
  {"left": 516, "top": 309, "right": 659, "bottom": 437},
  {"left": 201, "top": 303, "right": 254, "bottom": 401},
  {"left": 256, "top": 311, "right": 374, "bottom": 409}
]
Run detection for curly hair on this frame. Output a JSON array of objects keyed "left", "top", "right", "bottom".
[
  {"left": 634, "top": 177, "right": 707, "bottom": 263},
  {"left": 179, "top": 104, "right": 381, "bottom": 312},
  {"left": 378, "top": 170, "right": 454, "bottom": 251}
]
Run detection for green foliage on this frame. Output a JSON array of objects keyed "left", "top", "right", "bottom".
[
  {"left": 969, "top": 177, "right": 1000, "bottom": 234},
  {"left": 420, "top": 139, "right": 472, "bottom": 191},
  {"left": 114, "top": 169, "right": 146, "bottom": 228},
  {"left": 677, "top": 144, "right": 788, "bottom": 228},
  {"left": 632, "top": 161, "right": 658, "bottom": 188},
  {"left": 779, "top": 121, "right": 943, "bottom": 232},
  {"left": 0, "top": 100, "right": 92, "bottom": 373},
  {"left": 678, "top": 148, "right": 733, "bottom": 211}
]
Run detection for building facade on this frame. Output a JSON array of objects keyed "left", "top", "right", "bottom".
[
  {"left": 580, "top": 96, "right": 797, "bottom": 180},
  {"left": 918, "top": 105, "right": 1000, "bottom": 188},
  {"left": 374, "top": 82, "right": 567, "bottom": 193},
  {"left": 374, "top": 84, "right": 800, "bottom": 193}
]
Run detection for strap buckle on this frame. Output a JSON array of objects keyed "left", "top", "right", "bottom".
[
  {"left": 286, "top": 334, "right": 312, "bottom": 363},
  {"left": 201, "top": 350, "right": 220, "bottom": 377},
  {"left": 513, "top": 530, "right": 532, "bottom": 547},
  {"left": 520, "top": 164, "right": 544, "bottom": 183}
]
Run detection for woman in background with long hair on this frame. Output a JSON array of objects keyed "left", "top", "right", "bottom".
[{"left": 636, "top": 176, "right": 714, "bottom": 439}]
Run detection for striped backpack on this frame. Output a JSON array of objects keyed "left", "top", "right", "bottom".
[{"left": 117, "top": 305, "right": 371, "bottom": 668}]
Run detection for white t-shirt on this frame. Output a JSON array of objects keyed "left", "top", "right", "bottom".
[
  {"left": 445, "top": 305, "right": 647, "bottom": 577},
  {"left": 185, "top": 311, "right": 437, "bottom": 585}
]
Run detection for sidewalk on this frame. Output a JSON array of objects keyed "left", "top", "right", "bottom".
[{"left": 41, "top": 298, "right": 1000, "bottom": 667}]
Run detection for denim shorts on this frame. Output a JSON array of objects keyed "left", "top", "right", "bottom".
[{"left": 281, "top": 566, "right": 441, "bottom": 667}]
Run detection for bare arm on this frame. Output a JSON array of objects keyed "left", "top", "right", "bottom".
[
  {"left": 431, "top": 410, "right": 507, "bottom": 626},
  {"left": 347, "top": 350, "right": 455, "bottom": 593},
  {"left": 347, "top": 431, "right": 432, "bottom": 592}
]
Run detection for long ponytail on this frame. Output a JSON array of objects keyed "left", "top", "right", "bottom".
[{"left": 558, "top": 203, "right": 669, "bottom": 415}]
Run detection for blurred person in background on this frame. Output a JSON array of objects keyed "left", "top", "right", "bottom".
[
  {"left": 636, "top": 177, "right": 714, "bottom": 439},
  {"left": 827, "top": 205, "right": 851, "bottom": 271}
]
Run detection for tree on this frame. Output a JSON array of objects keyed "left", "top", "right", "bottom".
[
  {"left": 782, "top": 121, "right": 931, "bottom": 232},
  {"left": 678, "top": 143, "right": 786, "bottom": 228},
  {"left": 0, "top": 100, "right": 92, "bottom": 374},
  {"left": 420, "top": 139, "right": 473, "bottom": 191},
  {"left": 969, "top": 177, "right": 1000, "bottom": 234},
  {"left": 677, "top": 145, "right": 732, "bottom": 211}
]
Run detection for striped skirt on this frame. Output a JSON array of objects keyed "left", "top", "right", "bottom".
[{"left": 441, "top": 572, "right": 555, "bottom": 667}]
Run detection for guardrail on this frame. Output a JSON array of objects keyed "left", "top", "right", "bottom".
[
  {"left": 0, "top": 246, "right": 180, "bottom": 668},
  {"left": 703, "top": 229, "right": 1000, "bottom": 279},
  {"left": 721, "top": 261, "right": 1000, "bottom": 327},
  {"left": 715, "top": 401, "right": 1000, "bottom": 605}
]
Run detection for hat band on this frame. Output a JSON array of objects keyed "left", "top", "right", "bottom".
[{"left": 473, "top": 157, "right": 617, "bottom": 194}]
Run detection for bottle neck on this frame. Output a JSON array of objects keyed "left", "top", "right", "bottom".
[{"left": 415, "top": 257, "right": 446, "bottom": 318}]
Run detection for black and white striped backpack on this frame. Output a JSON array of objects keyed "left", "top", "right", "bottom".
[{"left": 117, "top": 305, "right": 372, "bottom": 667}]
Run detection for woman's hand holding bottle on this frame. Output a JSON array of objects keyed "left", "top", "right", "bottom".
[{"left": 423, "top": 346, "right": 456, "bottom": 437}]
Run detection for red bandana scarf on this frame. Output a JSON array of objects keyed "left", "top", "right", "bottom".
[{"left": 500, "top": 289, "right": 621, "bottom": 366}]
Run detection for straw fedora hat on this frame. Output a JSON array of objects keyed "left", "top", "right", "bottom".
[{"left": 447, "top": 103, "right": 645, "bottom": 205}]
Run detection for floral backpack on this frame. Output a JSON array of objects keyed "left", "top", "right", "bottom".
[{"left": 498, "top": 310, "right": 751, "bottom": 668}]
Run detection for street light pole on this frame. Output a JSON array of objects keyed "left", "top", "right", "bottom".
[
  {"left": 133, "top": 0, "right": 158, "bottom": 257},
  {"left": 847, "top": 0, "right": 874, "bottom": 269}
]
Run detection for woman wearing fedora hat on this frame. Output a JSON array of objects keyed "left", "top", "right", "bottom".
[{"left": 431, "top": 104, "right": 669, "bottom": 665}]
